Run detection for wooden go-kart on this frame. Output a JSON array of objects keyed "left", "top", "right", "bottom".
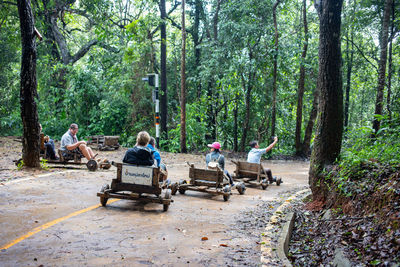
[
  {"left": 97, "top": 162, "right": 173, "bottom": 211},
  {"left": 231, "top": 160, "right": 282, "bottom": 189},
  {"left": 170, "top": 162, "right": 246, "bottom": 202},
  {"left": 14, "top": 133, "right": 110, "bottom": 171},
  {"left": 55, "top": 149, "right": 102, "bottom": 171},
  {"left": 86, "top": 135, "right": 120, "bottom": 151}
]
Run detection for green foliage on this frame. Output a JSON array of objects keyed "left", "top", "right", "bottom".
[
  {"left": 17, "top": 159, "right": 24, "bottom": 170},
  {"left": 0, "top": 0, "right": 399, "bottom": 159},
  {"left": 331, "top": 116, "right": 400, "bottom": 197},
  {"left": 160, "top": 103, "right": 209, "bottom": 152},
  {"left": 0, "top": 4, "right": 21, "bottom": 136},
  {"left": 40, "top": 159, "right": 50, "bottom": 170},
  {"left": 342, "top": 117, "right": 400, "bottom": 166}
]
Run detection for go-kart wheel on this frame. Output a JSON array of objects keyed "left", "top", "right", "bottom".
[
  {"left": 178, "top": 188, "right": 186, "bottom": 194},
  {"left": 101, "top": 160, "right": 112, "bottom": 170},
  {"left": 163, "top": 204, "right": 170, "bottom": 211},
  {"left": 87, "top": 159, "right": 98, "bottom": 171},
  {"left": 178, "top": 180, "right": 187, "bottom": 195},
  {"left": 223, "top": 185, "right": 231, "bottom": 201},
  {"left": 276, "top": 177, "right": 282, "bottom": 186},
  {"left": 165, "top": 189, "right": 172, "bottom": 199},
  {"left": 100, "top": 184, "right": 109, "bottom": 206},
  {"left": 102, "top": 164, "right": 111, "bottom": 170},
  {"left": 171, "top": 182, "right": 178, "bottom": 195},
  {"left": 261, "top": 179, "right": 268, "bottom": 190},
  {"left": 237, "top": 183, "right": 246, "bottom": 195}
]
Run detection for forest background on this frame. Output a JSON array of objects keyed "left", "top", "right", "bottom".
[
  {"left": 2, "top": 1, "right": 400, "bottom": 263},
  {"left": 0, "top": 0, "right": 399, "bottom": 160}
]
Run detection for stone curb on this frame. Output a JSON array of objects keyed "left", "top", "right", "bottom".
[
  {"left": 277, "top": 212, "right": 295, "bottom": 266},
  {"left": 260, "top": 188, "right": 311, "bottom": 266}
]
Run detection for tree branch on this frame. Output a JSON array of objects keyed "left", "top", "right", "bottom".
[
  {"left": 70, "top": 39, "right": 98, "bottom": 64},
  {"left": 0, "top": 1, "right": 17, "bottom": 6},
  {"left": 342, "top": 36, "right": 378, "bottom": 71},
  {"left": 166, "top": 15, "right": 193, "bottom": 35}
]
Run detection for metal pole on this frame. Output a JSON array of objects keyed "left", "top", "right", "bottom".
[{"left": 154, "top": 74, "right": 160, "bottom": 148}]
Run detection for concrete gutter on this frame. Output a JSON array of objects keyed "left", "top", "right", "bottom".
[
  {"left": 261, "top": 188, "right": 311, "bottom": 266},
  {"left": 277, "top": 212, "right": 295, "bottom": 266}
]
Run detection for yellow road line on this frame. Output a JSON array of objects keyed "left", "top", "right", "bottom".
[{"left": 1, "top": 199, "right": 119, "bottom": 250}]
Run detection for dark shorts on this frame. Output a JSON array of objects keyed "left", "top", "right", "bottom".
[{"left": 62, "top": 148, "right": 82, "bottom": 158}]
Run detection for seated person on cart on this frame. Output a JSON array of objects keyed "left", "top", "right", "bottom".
[
  {"left": 247, "top": 136, "right": 279, "bottom": 183},
  {"left": 39, "top": 123, "right": 58, "bottom": 160},
  {"left": 60, "top": 123, "right": 95, "bottom": 160},
  {"left": 123, "top": 131, "right": 154, "bottom": 166},
  {"left": 205, "top": 141, "right": 234, "bottom": 185},
  {"left": 148, "top": 137, "right": 170, "bottom": 186}
]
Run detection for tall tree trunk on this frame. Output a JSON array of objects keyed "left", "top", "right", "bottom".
[
  {"left": 160, "top": 0, "right": 168, "bottom": 137},
  {"left": 310, "top": 0, "right": 344, "bottom": 199},
  {"left": 233, "top": 93, "right": 238, "bottom": 152},
  {"left": 240, "top": 79, "right": 252, "bottom": 152},
  {"left": 213, "top": 0, "right": 222, "bottom": 41},
  {"left": 194, "top": 0, "right": 202, "bottom": 98},
  {"left": 270, "top": 0, "right": 281, "bottom": 138},
  {"left": 207, "top": 81, "right": 216, "bottom": 140},
  {"left": 17, "top": 0, "right": 40, "bottom": 167},
  {"left": 344, "top": 27, "right": 354, "bottom": 130},
  {"left": 373, "top": 0, "right": 393, "bottom": 134},
  {"left": 180, "top": 0, "right": 187, "bottom": 153},
  {"left": 302, "top": 86, "right": 319, "bottom": 157},
  {"left": 239, "top": 60, "right": 255, "bottom": 152},
  {"left": 387, "top": 0, "right": 395, "bottom": 121},
  {"left": 295, "top": 0, "right": 308, "bottom": 156}
]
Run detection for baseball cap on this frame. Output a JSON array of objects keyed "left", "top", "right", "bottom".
[{"left": 207, "top": 142, "right": 221, "bottom": 150}]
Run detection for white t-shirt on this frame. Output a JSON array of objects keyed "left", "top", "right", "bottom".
[{"left": 247, "top": 148, "right": 267, "bottom": 164}]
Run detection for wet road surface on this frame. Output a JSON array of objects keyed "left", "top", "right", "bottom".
[{"left": 0, "top": 157, "right": 309, "bottom": 266}]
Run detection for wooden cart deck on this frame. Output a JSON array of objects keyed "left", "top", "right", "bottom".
[
  {"left": 231, "top": 160, "right": 270, "bottom": 189},
  {"left": 171, "top": 163, "right": 245, "bottom": 201},
  {"left": 97, "top": 162, "right": 173, "bottom": 211}
]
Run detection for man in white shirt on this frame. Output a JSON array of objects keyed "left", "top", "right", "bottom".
[
  {"left": 60, "top": 123, "right": 95, "bottom": 160},
  {"left": 247, "top": 136, "right": 280, "bottom": 184}
]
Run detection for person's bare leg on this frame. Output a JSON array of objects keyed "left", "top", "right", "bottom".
[
  {"left": 86, "top": 146, "right": 95, "bottom": 159},
  {"left": 79, "top": 144, "right": 93, "bottom": 160}
]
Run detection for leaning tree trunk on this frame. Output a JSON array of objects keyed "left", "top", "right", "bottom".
[
  {"left": 160, "top": 0, "right": 168, "bottom": 138},
  {"left": 310, "top": 0, "right": 344, "bottom": 199},
  {"left": 295, "top": 0, "right": 308, "bottom": 156},
  {"left": 373, "top": 0, "right": 393, "bottom": 134},
  {"left": 17, "top": 0, "right": 40, "bottom": 167},
  {"left": 270, "top": 0, "right": 281, "bottom": 139},
  {"left": 180, "top": 0, "right": 187, "bottom": 153}
]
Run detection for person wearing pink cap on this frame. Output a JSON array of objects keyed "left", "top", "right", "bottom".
[{"left": 205, "top": 142, "right": 234, "bottom": 185}]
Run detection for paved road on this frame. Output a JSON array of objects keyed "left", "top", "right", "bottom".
[{"left": 0, "top": 158, "right": 309, "bottom": 266}]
